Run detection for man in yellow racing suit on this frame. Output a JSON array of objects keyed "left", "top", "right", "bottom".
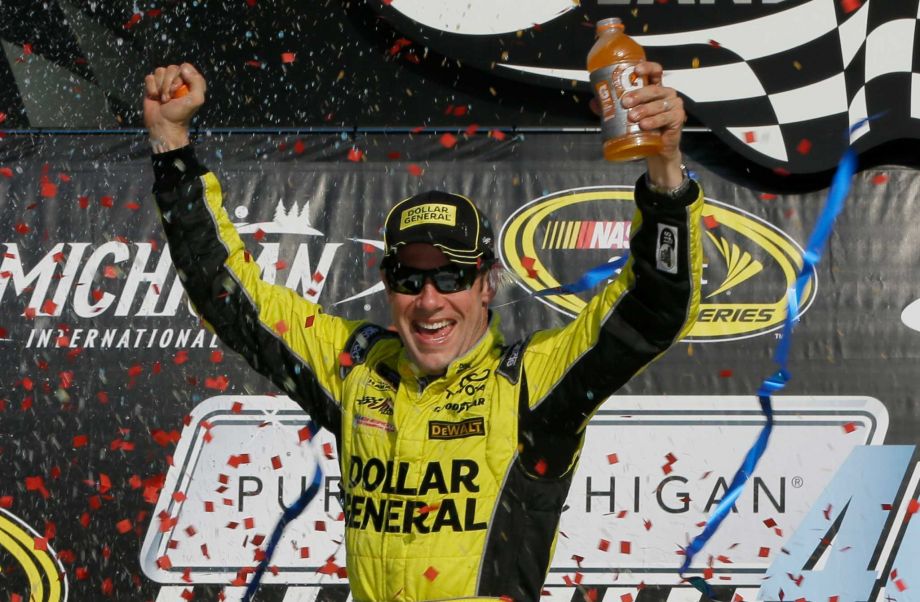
[{"left": 145, "top": 62, "right": 702, "bottom": 601}]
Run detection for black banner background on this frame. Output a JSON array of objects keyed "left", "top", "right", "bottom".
[{"left": 1, "top": 132, "right": 919, "bottom": 599}]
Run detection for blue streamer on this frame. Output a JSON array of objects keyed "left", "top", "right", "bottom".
[
  {"left": 534, "top": 254, "right": 630, "bottom": 297},
  {"left": 678, "top": 123, "right": 865, "bottom": 596},
  {"left": 243, "top": 420, "right": 324, "bottom": 602}
]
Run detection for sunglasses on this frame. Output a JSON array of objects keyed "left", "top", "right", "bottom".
[{"left": 383, "top": 260, "right": 485, "bottom": 295}]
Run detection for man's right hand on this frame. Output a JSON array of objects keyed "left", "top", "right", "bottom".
[{"left": 144, "top": 63, "right": 206, "bottom": 153}]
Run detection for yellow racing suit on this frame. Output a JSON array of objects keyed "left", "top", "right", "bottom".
[{"left": 152, "top": 145, "right": 703, "bottom": 601}]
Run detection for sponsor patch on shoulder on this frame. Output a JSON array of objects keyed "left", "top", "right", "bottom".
[
  {"left": 428, "top": 417, "right": 485, "bottom": 440},
  {"left": 656, "top": 224, "right": 678, "bottom": 274}
]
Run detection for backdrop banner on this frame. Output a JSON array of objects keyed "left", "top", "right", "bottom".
[{"left": 1, "top": 133, "right": 918, "bottom": 601}]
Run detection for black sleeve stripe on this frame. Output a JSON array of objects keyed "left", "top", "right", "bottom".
[{"left": 165, "top": 174, "right": 342, "bottom": 433}]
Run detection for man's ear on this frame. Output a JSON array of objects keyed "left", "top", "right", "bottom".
[{"left": 481, "top": 271, "right": 497, "bottom": 306}]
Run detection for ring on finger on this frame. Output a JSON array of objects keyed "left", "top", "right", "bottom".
[{"left": 662, "top": 99, "right": 671, "bottom": 112}]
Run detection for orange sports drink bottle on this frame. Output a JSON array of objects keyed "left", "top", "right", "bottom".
[{"left": 587, "top": 17, "right": 663, "bottom": 161}]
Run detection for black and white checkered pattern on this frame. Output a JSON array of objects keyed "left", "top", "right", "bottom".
[{"left": 635, "top": 0, "right": 920, "bottom": 173}]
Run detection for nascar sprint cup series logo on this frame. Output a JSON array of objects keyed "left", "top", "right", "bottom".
[{"left": 499, "top": 186, "right": 813, "bottom": 342}]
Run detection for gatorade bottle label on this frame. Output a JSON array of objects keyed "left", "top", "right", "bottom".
[{"left": 589, "top": 62, "right": 645, "bottom": 141}]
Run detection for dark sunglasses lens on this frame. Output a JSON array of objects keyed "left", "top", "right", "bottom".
[
  {"left": 391, "top": 270, "right": 424, "bottom": 295},
  {"left": 386, "top": 264, "right": 477, "bottom": 295},
  {"left": 432, "top": 266, "right": 473, "bottom": 293}
]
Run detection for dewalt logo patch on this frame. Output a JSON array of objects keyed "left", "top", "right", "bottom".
[{"left": 428, "top": 417, "right": 485, "bottom": 440}]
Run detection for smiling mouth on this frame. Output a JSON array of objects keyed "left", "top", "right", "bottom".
[{"left": 412, "top": 319, "right": 455, "bottom": 344}]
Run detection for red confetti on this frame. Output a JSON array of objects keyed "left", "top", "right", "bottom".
[
  {"left": 895, "top": 579, "right": 908, "bottom": 592},
  {"left": 123, "top": 12, "right": 143, "bottom": 29},
  {"left": 271, "top": 456, "right": 282, "bottom": 470},
  {"left": 424, "top": 566, "right": 439, "bottom": 581},
  {"left": 78, "top": 195, "right": 89, "bottom": 209},
  {"left": 439, "top": 133, "right": 458, "bottom": 148},
  {"left": 534, "top": 459, "right": 548, "bottom": 475},
  {"left": 116, "top": 519, "right": 133, "bottom": 534},
  {"left": 763, "top": 518, "right": 777, "bottom": 528},
  {"left": 607, "top": 453, "right": 619, "bottom": 464},
  {"left": 643, "top": 519, "right": 652, "bottom": 531},
  {"left": 621, "top": 594, "right": 633, "bottom": 602},
  {"left": 304, "top": 315, "right": 315, "bottom": 328},
  {"left": 709, "top": 39, "right": 721, "bottom": 48},
  {"left": 703, "top": 214, "right": 719, "bottom": 230},
  {"left": 211, "top": 350, "right": 224, "bottom": 363},
  {"left": 520, "top": 255, "right": 538, "bottom": 279},
  {"left": 407, "top": 163, "right": 424, "bottom": 177},
  {"left": 489, "top": 129, "right": 507, "bottom": 141},
  {"left": 796, "top": 139, "right": 812, "bottom": 155},
  {"left": 907, "top": 499, "right": 919, "bottom": 515},
  {"left": 840, "top": 0, "right": 861, "bottom": 14},
  {"left": 758, "top": 546, "right": 770, "bottom": 558},
  {"left": 298, "top": 426, "right": 312, "bottom": 442},
  {"left": 275, "top": 320, "right": 289, "bottom": 335},
  {"left": 620, "top": 540, "right": 631, "bottom": 554},
  {"left": 25, "top": 475, "right": 49, "bottom": 498},
  {"left": 0, "top": 167, "right": 12, "bottom": 178},
  {"left": 872, "top": 173, "right": 888, "bottom": 185},
  {"left": 15, "top": 223, "right": 30, "bottom": 235},
  {"left": 347, "top": 147, "right": 364, "bottom": 162},
  {"left": 760, "top": 193, "right": 777, "bottom": 200},
  {"left": 156, "top": 555, "right": 173, "bottom": 570},
  {"left": 281, "top": 52, "right": 296, "bottom": 64},
  {"left": 598, "top": 539, "right": 610, "bottom": 551},
  {"left": 40, "top": 180, "right": 58, "bottom": 198},
  {"left": 339, "top": 351, "right": 353, "bottom": 367},
  {"left": 719, "top": 369, "right": 733, "bottom": 378},
  {"left": 744, "top": 131, "right": 756, "bottom": 143},
  {"left": 73, "top": 435, "right": 88, "bottom": 448},
  {"left": 842, "top": 422, "right": 857, "bottom": 433}
]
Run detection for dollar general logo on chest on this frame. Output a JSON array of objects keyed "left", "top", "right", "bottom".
[{"left": 400, "top": 204, "right": 456, "bottom": 229}]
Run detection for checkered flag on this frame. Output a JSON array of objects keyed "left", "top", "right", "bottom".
[{"left": 636, "top": 0, "right": 920, "bottom": 173}]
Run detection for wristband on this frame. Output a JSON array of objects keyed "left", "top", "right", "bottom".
[{"left": 645, "top": 164, "right": 691, "bottom": 198}]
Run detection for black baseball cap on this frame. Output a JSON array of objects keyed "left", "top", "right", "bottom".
[{"left": 383, "top": 191, "right": 495, "bottom": 266}]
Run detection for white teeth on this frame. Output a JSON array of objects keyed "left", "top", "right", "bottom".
[{"left": 417, "top": 320, "right": 451, "bottom": 331}]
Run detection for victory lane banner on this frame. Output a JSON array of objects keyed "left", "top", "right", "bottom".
[{"left": 1, "top": 133, "right": 919, "bottom": 600}]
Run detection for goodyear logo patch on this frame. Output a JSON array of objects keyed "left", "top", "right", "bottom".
[
  {"left": 400, "top": 204, "right": 456, "bottom": 230},
  {"left": 428, "top": 417, "right": 485, "bottom": 439},
  {"left": 498, "top": 186, "right": 813, "bottom": 343}
]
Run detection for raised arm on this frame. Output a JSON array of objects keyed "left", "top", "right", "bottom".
[
  {"left": 517, "top": 61, "right": 704, "bottom": 477},
  {"left": 144, "top": 63, "right": 359, "bottom": 431}
]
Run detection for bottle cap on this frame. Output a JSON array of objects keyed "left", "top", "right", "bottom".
[{"left": 596, "top": 17, "right": 624, "bottom": 32}]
